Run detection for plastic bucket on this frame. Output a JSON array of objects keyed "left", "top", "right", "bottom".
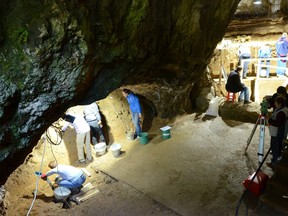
[
  {"left": 260, "top": 69, "right": 266, "bottom": 77},
  {"left": 162, "top": 129, "right": 171, "bottom": 139},
  {"left": 126, "top": 131, "right": 135, "bottom": 140},
  {"left": 54, "top": 187, "right": 71, "bottom": 200},
  {"left": 139, "top": 132, "right": 149, "bottom": 145},
  {"left": 110, "top": 143, "right": 122, "bottom": 157},
  {"left": 94, "top": 142, "right": 106, "bottom": 155}
]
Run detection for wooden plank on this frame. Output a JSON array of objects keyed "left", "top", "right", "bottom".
[
  {"left": 81, "top": 182, "right": 94, "bottom": 193},
  {"left": 76, "top": 188, "right": 100, "bottom": 203},
  {"left": 81, "top": 168, "right": 91, "bottom": 177}
]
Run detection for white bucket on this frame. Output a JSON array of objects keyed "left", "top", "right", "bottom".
[
  {"left": 110, "top": 143, "right": 121, "bottom": 157},
  {"left": 126, "top": 131, "right": 135, "bottom": 140},
  {"left": 260, "top": 69, "right": 266, "bottom": 77},
  {"left": 94, "top": 142, "right": 106, "bottom": 155},
  {"left": 54, "top": 187, "right": 71, "bottom": 200}
]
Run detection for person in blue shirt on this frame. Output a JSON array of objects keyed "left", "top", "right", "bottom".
[
  {"left": 258, "top": 44, "right": 272, "bottom": 77},
  {"left": 275, "top": 32, "right": 288, "bottom": 77},
  {"left": 122, "top": 88, "right": 142, "bottom": 139}
]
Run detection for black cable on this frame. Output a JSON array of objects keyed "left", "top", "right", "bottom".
[
  {"left": 45, "top": 124, "right": 63, "bottom": 145},
  {"left": 235, "top": 146, "right": 272, "bottom": 216}
]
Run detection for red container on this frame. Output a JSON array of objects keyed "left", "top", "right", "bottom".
[{"left": 243, "top": 171, "right": 269, "bottom": 196}]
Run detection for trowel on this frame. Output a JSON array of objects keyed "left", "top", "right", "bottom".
[
  {"left": 35, "top": 171, "right": 54, "bottom": 190},
  {"left": 45, "top": 177, "right": 55, "bottom": 190}
]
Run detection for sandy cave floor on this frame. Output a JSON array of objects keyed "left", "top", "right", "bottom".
[
  {"left": 3, "top": 32, "right": 288, "bottom": 216},
  {"left": 3, "top": 97, "right": 276, "bottom": 216}
]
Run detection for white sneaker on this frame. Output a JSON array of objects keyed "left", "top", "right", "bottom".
[
  {"left": 87, "top": 157, "right": 93, "bottom": 162},
  {"left": 79, "top": 159, "right": 86, "bottom": 164}
]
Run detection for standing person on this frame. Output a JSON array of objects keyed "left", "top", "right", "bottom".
[
  {"left": 62, "top": 113, "right": 93, "bottom": 164},
  {"left": 269, "top": 86, "right": 288, "bottom": 110},
  {"left": 237, "top": 44, "right": 251, "bottom": 78},
  {"left": 258, "top": 44, "right": 272, "bottom": 77},
  {"left": 267, "top": 96, "right": 288, "bottom": 169},
  {"left": 83, "top": 102, "right": 106, "bottom": 147},
  {"left": 275, "top": 32, "right": 288, "bottom": 77},
  {"left": 225, "top": 66, "right": 251, "bottom": 104},
  {"left": 122, "top": 88, "right": 142, "bottom": 139},
  {"left": 41, "top": 161, "right": 86, "bottom": 193}
]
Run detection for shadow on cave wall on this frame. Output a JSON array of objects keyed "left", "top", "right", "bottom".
[{"left": 138, "top": 95, "right": 157, "bottom": 133}]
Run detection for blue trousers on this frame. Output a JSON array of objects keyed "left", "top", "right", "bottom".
[
  {"left": 277, "top": 55, "right": 286, "bottom": 76},
  {"left": 57, "top": 174, "right": 86, "bottom": 189},
  {"left": 238, "top": 86, "right": 250, "bottom": 102},
  {"left": 88, "top": 120, "right": 106, "bottom": 145},
  {"left": 131, "top": 112, "right": 141, "bottom": 136}
]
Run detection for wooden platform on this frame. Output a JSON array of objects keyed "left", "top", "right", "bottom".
[{"left": 214, "top": 76, "right": 288, "bottom": 102}]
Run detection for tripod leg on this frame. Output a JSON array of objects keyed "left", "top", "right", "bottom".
[
  {"left": 245, "top": 117, "right": 260, "bottom": 152},
  {"left": 258, "top": 117, "right": 266, "bottom": 163}
]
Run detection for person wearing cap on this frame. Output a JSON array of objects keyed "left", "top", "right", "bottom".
[
  {"left": 225, "top": 66, "right": 251, "bottom": 104},
  {"left": 62, "top": 113, "right": 93, "bottom": 164},
  {"left": 41, "top": 161, "right": 86, "bottom": 193}
]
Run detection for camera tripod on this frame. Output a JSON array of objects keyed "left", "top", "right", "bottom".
[{"left": 245, "top": 114, "right": 268, "bottom": 163}]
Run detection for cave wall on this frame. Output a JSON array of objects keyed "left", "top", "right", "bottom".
[{"left": 0, "top": 0, "right": 240, "bottom": 183}]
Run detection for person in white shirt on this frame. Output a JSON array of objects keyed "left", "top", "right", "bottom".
[
  {"left": 83, "top": 102, "right": 106, "bottom": 147},
  {"left": 41, "top": 161, "right": 86, "bottom": 192},
  {"left": 62, "top": 113, "right": 92, "bottom": 164},
  {"left": 258, "top": 45, "right": 272, "bottom": 77},
  {"left": 238, "top": 44, "right": 251, "bottom": 78}
]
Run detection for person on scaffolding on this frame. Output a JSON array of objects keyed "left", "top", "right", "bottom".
[
  {"left": 225, "top": 66, "right": 251, "bottom": 104},
  {"left": 275, "top": 32, "right": 288, "bottom": 77},
  {"left": 237, "top": 44, "right": 251, "bottom": 79},
  {"left": 122, "top": 88, "right": 142, "bottom": 139},
  {"left": 41, "top": 161, "right": 86, "bottom": 194},
  {"left": 267, "top": 96, "right": 288, "bottom": 169},
  {"left": 258, "top": 44, "right": 272, "bottom": 78}
]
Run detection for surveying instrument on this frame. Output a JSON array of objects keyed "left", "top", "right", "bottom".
[{"left": 245, "top": 98, "right": 269, "bottom": 163}]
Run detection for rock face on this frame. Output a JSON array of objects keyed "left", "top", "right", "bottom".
[{"left": 0, "top": 0, "right": 241, "bottom": 183}]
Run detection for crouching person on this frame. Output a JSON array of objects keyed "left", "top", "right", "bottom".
[{"left": 41, "top": 161, "right": 86, "bottom": 194}]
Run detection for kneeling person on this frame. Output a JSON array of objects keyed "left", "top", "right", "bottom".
[
  {"left": 226, "top": 66, "right": 251, "bottom": 104},
  {"left": 41, "top": 161, "right": 86, "bottom": 194}
]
